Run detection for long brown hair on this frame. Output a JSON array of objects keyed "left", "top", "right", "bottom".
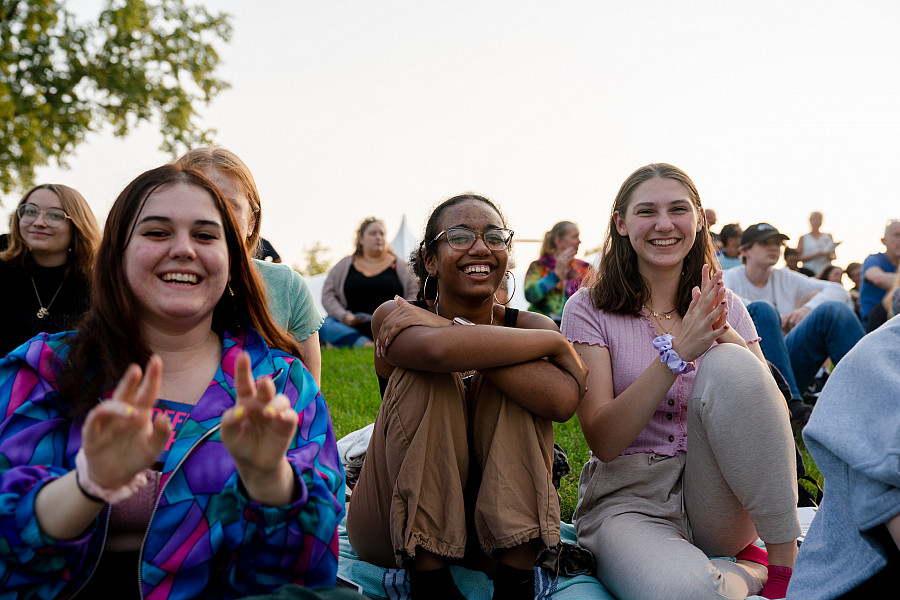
[
  {"left": 58, "top": 165, "right": 301, "bottom": 417},
  {"left": 1, "top": 183, "right": 100, "bottom": 280},
  {"left": 587, "top": 163, "right": 717, "bottom": 316}
]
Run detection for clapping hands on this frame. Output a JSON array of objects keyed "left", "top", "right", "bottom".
[
  {"left": 553, "top": 247, "right": 577, "bottom": 279},
  {"left": 671, "top": 265, "right": 730, "bottom": 362}
]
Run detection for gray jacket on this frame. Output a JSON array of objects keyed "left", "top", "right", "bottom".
[
  {"left": 788, "top": 316, "right": 900, "bottom": 599},
  {"left": 321, "top": 254, "right": 417, "bottom": 321}
]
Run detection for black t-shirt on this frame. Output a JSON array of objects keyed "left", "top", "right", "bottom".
[
  {"left": 0, "top": 259, "right": 91, "bottom": 356},
  {"left": 344, "top": 263, "right": 404, "bottom": 339}
]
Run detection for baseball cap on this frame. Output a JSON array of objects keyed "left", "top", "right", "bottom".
[{"left": 741, "top": 223, "right": 790, "bottom": 246}]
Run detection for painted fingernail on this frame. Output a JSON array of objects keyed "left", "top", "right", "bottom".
[
  {"left": 125, "top": 405, "right": 135, "bottom": 416},
  {"left": 264, "top": 406, "right": 276, "bottom": 417},
  {"left": 234, "top": 406, "right": 245, "bottom": 420}
]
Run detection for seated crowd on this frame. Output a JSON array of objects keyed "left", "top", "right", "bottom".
[{"left": 0, "top": 154, "right": 897, "bottom": 600}]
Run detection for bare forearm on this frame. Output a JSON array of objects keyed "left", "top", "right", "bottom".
[
  {"left": 866, "top": 268, "right": 897, "bottom": 290},
  {"left": 580, "top": 359, "right": 677, "bottom": 462},
  {"left": 389, "top": 325, "right": 566, "bottom": 373},
  {"left": 34, "top": 471, "right": 105, "bottom": 540},
  {"left": 480, "top": 359, "right": 580, "bottom": 422},
  {"left": 299, "top": 333, "right": 321, "bottom": 386}
]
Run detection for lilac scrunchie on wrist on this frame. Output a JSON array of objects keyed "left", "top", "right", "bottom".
[{"left": 652, "top": 334, "right": 695, "bottom": 376}]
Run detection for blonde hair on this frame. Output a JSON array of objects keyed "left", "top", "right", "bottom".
[
  {"left": 176, "top": 147, "right": 263, "bottom": 253},
  {"left": 1, "top": 184, "right": 100, "bottom": 280},
  {"left": 539, "top": 221, "right": 576, "bottom": 257}
]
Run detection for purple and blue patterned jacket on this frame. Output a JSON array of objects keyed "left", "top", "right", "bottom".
[{"left": 0, "top": 327, "right": 345, "bottom": 599}]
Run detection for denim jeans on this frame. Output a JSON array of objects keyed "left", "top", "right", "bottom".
[
  {"left": 746, "top": 301, "right": 865, "bottom": 400},
  {"left": 319, "top": 317, "right": 369, "bottom": 348}
]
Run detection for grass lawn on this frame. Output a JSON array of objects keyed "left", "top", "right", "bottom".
[{"left": 321, "top": 346, "right": 822, "bottom": 523}]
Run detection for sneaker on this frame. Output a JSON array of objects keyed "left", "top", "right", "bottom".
[{"left": 806, "top": 368, "right": 830, "bottom": 396}]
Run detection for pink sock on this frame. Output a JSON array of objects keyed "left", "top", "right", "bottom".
[
  {"left": 760, "top": 565, "right": 792, "bottom": 599},
  {"left": 735, "top": 543, "right": 768, "bottom": 566}
]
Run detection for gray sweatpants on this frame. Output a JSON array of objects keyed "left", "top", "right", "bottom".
[{"left": 574, "top": 343, "right": 801, "bottom": 600}]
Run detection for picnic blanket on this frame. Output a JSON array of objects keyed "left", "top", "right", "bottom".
[
  {"left": 337, "top": 517, "right": 615, "bottom": 600},
  {"left": 337, "top": 518, "right": 781, "bottom": 599}
]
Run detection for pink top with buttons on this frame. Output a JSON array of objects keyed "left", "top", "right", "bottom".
[{"left": 560, "top": 287, "right": 759, "bottom": 457}]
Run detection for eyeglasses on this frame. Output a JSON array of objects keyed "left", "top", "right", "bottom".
[
  {"left": 432, "top": 227, "right": 514, "bottom": 251},
  {"left": 17, "top": 203, "right": 71, "bottom": 226}
]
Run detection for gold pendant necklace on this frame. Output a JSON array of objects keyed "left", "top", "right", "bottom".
[
  {"left": 644, "top": 304, "right": 677, "bottom": 336},
  {"left": 30, "top": 274, "right": 65, "bottom": 319},
  {"left": 643, "top": 304, "right": 677, "bottom": 320}
]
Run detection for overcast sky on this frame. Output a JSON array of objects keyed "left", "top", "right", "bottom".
[{"left": 4, "top": 0, "right": 898, "bottom": 278}]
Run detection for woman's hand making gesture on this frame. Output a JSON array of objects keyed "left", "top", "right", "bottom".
[
  {"left": 80, "top": 355, "right": 171, "bottom": 490},
  {"left": 221, "top": 351, "right": 300, "bottom": 506}
]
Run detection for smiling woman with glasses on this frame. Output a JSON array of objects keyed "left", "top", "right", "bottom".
[
  {"left": 0, "top": 183, "right": 100, "bottom": 356},
  {"left": 432, "top": 226, "right": 514, "bottom": 250},
  {"left": 346, "top": 193, "right": 587, "bottom": 600}
]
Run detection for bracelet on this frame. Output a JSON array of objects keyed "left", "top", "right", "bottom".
[
  {"left": 652, "top": 334, "right": 695, "bottom": 376},
  {"left": 75, "top": 471, "right": 105, "bottom": 504},
  {"left": 74, "top": 448, "right": 150, "bottom": 505}
]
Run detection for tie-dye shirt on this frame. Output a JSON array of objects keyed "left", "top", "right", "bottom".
[
  {"left": 0, "top": 327, "right": 345, "bottom": 600},
  {"left": 523, "top": 255, "right": 593, "bottom": 321}
]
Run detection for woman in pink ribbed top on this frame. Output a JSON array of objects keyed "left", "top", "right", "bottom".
[{"left": 560, "top": 164, "right": 801, "bottom": 600}]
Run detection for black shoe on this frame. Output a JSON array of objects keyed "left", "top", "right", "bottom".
[
  {"left": 806, "top": 369, "right": 829, "bottom": 395},
  {"left": 788, "top": 399, "right": 812, "bottom": 434}
]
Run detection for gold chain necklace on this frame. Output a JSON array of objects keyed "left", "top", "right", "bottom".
[
  {"left": 644, "top": 304, "right": 677, "bottom": 336},
  {"left": 643, "top": 304, "right": 677, "bottom": 320},
  {"left": 30, "top": 273, "right": 65, "bottom": 319}
]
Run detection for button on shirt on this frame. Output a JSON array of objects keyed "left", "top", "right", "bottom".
[{"left": 561, "top": 288, "right": 760, "bottom": 457}]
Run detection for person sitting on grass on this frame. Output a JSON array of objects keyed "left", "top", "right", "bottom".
[
  {"left": 320, "top": 216, "right": 417, "bottom": 348},
  {"left": 0, "top": 165, "right": 345, "bottom": 600},
  {"left": 176, "top": 147, "right": 325, "bottom": 384},
  {"left": 722, "top": 223, "right": 864, "bottom": 425},
  {"left": 346, "top": 193, "right": 587, "bottom": 600},
  {"left": 562, "top": 164, "right": 801, "bottom": 600},
  {"left": 524, "top": 220, "right": 592, "bottom": 325},
  {"left": 787, "top": 314, "right": 900, "bottom": 598}
]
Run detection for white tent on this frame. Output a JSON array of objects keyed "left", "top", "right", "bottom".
[{"left": 389, "top": 214, "right": 419, "bottom": 264}]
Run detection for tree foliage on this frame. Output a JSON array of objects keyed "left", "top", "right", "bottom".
[
  {"left": 296, "top": 242, "right": 331, "bottom": 277},
  {"left": 0, "top": 0, "right": 231, "bottom": 193}
]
